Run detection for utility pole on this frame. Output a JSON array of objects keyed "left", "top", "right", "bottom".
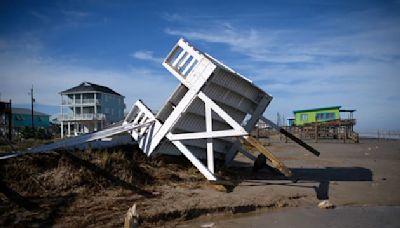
[
  {"left": 8, "top": 99, "right": 12, "bottom": 141},
  {"left": 277, "top": 112, "right": 281, "bottom": 127},
  {"left": 30, "top": 85, "right": 35, "bottom": 130}
]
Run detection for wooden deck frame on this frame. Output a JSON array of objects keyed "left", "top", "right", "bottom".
[{"left": 125, "top": 38, "right": 294, "bottom": 180}]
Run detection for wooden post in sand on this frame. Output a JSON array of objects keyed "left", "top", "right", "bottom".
[
  {"left": 314, "top": 122, "right": 318, "bottom": 143},
  {"left": 124, "top": 203, "right": 139, "bottom": 228}
]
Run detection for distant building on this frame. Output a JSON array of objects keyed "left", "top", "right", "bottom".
[
  {"left": 287, "top": 117, "right": 295, "bottom": 127},
  {"left": 0, "top": 100, "right": 12, "bottom": 138},
  {"left": 12, "top": 108, "right": 50, "bottom": 128},
  {"left": 293, "top": 106, "right": 356, "bottom": 126},
  {"left": 291, "top": 106, "right": 358, "bottom": 143},
  {"left": 293, "top": 106, "right": 341, "bottom": 126},
  {"left": 59, "top": 82, "right": 125, "bottom": 138}
]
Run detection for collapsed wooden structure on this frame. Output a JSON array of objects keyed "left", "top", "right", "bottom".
[{"left": 0, "top": 39, "right": 320, "bottom": 181}]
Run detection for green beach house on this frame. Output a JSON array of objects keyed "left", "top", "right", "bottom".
[{"left": 293, "top": 106, "right": 341, "bottom": 126}]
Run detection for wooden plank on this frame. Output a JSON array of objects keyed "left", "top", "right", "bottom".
[
  {"left": 169, "top": 138, "right": 217, "bottom": 181},
  {"left": 260, "top": 116, "right": 320, "bottom": 157},
  {"left": 169, "top": 129, "right": 247, "bottom": 141},
  {"left": 242, "top": 136, "right": 292, "bottom": 177}
]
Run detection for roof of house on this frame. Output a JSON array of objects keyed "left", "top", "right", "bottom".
[
  {"left": 293, "top": 106, "right": 342, "bottom": 113},
  {"left": 12, "top": 108, "right": 50, "bottom": 116},
  {"left": 340, "top": 109, "right": 356, "bottom": 113},
  {"left": 60, "top": 82, "right": 123, "bottom": 96}
]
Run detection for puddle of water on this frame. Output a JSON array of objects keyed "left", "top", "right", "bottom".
[{"left": 177, "top": 206, "right": 400, "bottom": 228}]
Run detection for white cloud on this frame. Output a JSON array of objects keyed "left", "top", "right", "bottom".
[
  {"left": 61, "top": 10, "right": 90, "bottom": 18},
  {"left": 164, "top": 11, "right": 400, "bottom": 132},
  {"left": 0, "top": 51, "right": 177, "bottom": 113},
  {"left": 161, "top": 13, "right": 184, "bottom": 22},
  {"left": 30, "top": 10, "right": 51, "bottom": 23},
  {"left": 165, "top": 27, "right": 318, "bottom": 64},
  {"left": 130, "top": 50, "right": 163, "bottom": 64},
  {"left": 165, "top": 9, "right": 400, "bottom": 64}
]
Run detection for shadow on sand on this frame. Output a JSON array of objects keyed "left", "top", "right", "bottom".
[
  {"left": 292, "top": 167, "right": 372, "bottom": 199},
  {"left": 225, "top": 166, "right": 373, "bottom": 200}
]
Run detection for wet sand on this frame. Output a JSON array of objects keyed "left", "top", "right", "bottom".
[
  {"left": 178, "top": 138, "right": 400, "bottom": 227},
  {"left": 179, "top": 206, "right": 400, "bottom": 228}
]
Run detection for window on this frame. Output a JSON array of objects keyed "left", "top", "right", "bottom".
[
  {"left": 300, "top": 114, "right": 308, "bottom": 121},
  {"left": 14, "top": 115, "right": 23, "bottom": 121},
  {"left": 316, "top": 112, "right": 336, "bottom": 120}
]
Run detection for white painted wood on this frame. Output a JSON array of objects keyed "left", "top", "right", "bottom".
[
  {"left": 203, "top": 84, "right": 257, "bottom": 114},
  {"left": 168, "top": 129, "right": 247, "bottom": 141},
  {"left": 172, "top": 50, "right": 187, "bottom": 67},
  {"left": 124, "top": 100, "right": 163, "bottom": 155},
  {"left": 178, "top": 52, "right": 191, "bottom": 69},
  {"left": 0, "top": 120, "right": 154, "bottom": 160},
  {"left": 163, "top": 62, "right": 188, "bottom": 85},
  {"left": 61, "top": 121, "right": 64, "bottom": 138},
  {"left": 147, "top": 59, "right": 216, "bottom": 155},
  {"left": 183, "top": 98, "right": 245, "bottom": 124},
  {"left": 173, "top": 113, "right": 231, "bottom": 133},
  {"left": 147, "top": 88, "right": 199, "bottom": 153},
  {"left": 182, "top": 57, "right": 196, "bottom": 75},
  {"left": 198, "top": 92, "right": 247, "bottom": 134},
  {"left": 209, "top": 69, "right": 261, "bottom": 102},
  {"left": 205, "top": 103, "right": 214, "bottom": 173},
  {"left": 225, "top": 95, "right": 270, "bottom": 164},
  {"left": 169, "top": 138, "right": 217, "bottom": 181},
  {"left": 177, "top": 38, "right": 202, "bottom": 60},
  {"left": 172, "top": 137, "right": 230, "bottom": 154}
]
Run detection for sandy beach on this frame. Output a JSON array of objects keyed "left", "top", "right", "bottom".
[{"left": 1, "top": 138, "right": 399, "bottom": 227}]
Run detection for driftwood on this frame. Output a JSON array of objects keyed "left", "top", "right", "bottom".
[{"left": 124, "top": 203, "right": 139, "bottom": 228}]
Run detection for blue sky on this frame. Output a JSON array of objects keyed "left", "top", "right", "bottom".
[{"left": 0, "top": 0, "right": 399, "bottom": 133}]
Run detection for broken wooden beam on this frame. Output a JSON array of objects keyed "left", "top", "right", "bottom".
[
  {"left": 242, "top": 136, "right": 292, "bottom": 177},
  {"left": 260, "top": 116, "right": 320, "bottom": 157}
]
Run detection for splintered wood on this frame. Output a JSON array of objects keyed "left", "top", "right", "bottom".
[{"left": 242, "top": 136, "right": 292, "bottom": 177}]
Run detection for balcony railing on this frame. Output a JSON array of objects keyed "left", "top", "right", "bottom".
[
  {"left": 61, "top": 100, "right": 73, "bottom": 105},
  {"left": 59, "top": 113, "right": 106, "bottom": 121},
  {"left": 62, "top": 99, "right": 100, "bottom": 105}
]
